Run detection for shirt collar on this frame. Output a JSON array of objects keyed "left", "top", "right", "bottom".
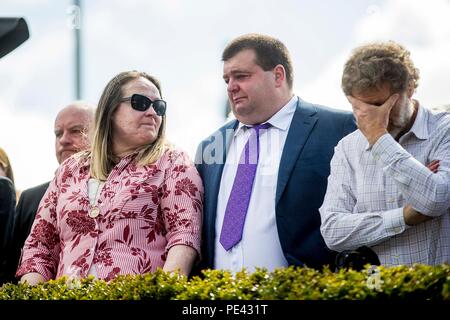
[
  {"left": 407, "top": 102, "right": 429, "bottom": 140},
  {"left": 235, "top": 95, "right": 298, "bottom": 137}
]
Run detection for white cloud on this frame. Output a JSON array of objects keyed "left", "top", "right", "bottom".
[
  {"left": 299, "top": 0, "right": 450, "bottom": 110},
  {"left": 0, "top": 0, "right": 51, "bottom": 7},
  {"left": 0, "top": 28, "right": 71, "bottom": 107},
  {"left": 0, "top": 103, "right": 56, "bottom": 191},
  {"left": 165, "top": 70, "right": 226, "bottom": 156},
  {"left": 0, "top": 17, "right": 72, "bottom": 190},
  {"left": 297, "top": 51, "right": 352, "bottom": 110}
]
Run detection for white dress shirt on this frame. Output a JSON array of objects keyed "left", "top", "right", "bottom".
[
  {"left": 214, "top": 96, "right": 298, "bottom": 272},
  {"left": 320, "top": 104, "right": 450, "bottom": 266}
]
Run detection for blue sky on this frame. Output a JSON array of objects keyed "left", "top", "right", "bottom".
[{"left": 1, "top": 0, "right": 450, "bottom": 190}]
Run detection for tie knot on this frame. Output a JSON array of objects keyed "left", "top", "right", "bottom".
[{"left": 247, "top": 123, "right": 271, "bottom": 135}]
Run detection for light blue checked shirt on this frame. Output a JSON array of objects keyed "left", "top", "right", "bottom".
[{"left": 319, "top": 104, "right": 450, "bottom": 266}]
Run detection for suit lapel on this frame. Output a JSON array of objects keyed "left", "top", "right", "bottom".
[
  {"left": 276, "top": 99, "right": 318, "bottom": 204},
  {"left": 207, "top": 120, "right": 237, "bottom": 204},
  {"left": 205, "top": 120, "right": 237, "bottom": 265}
]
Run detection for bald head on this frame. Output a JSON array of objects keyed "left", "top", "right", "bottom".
[{"left": 54, "top": 101, "right": 95, "bottom": 164}]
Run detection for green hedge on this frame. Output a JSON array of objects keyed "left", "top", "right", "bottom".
[{"left": 1, "top": 264, "right": 449, "bottom": 300}]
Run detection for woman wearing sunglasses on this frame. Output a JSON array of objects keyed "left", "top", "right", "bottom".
[{"left": 17, "top": 71, "right": 203, "bottom": 285}]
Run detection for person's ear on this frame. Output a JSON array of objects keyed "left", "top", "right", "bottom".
[{"left": 273, "top": 64, "right": 286, "bottom": 87}]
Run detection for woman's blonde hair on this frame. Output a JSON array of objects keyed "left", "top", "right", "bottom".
[
  {"left": 0, "top": 147, "right": 14, "bottom": 184},
  {"left": 90, "top": 71, "right": 166, "bottom": 180}
]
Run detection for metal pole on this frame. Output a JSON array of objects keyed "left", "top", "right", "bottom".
[{"left": 74, "top": 0, "right": 82, "bottom": 99}]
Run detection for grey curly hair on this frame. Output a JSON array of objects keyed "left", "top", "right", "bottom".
[{"left": 342, "top": 41, "right": 420, "bottom": 95}]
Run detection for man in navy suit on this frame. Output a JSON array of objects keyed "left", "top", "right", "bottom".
[{"left": 195, "top": 33, "right": 356, "bottom": 272}]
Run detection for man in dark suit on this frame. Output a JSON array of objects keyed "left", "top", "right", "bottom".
[
  {"left": 195, "top": 33, "right": 356, "bottom": 272},
  {"left": 4, "top": 102, "right": 94, "bottom": 283}
]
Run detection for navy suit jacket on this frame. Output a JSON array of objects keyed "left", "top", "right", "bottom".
[{"left": 195, "top": 98, "right": 356, "bottom": 270}]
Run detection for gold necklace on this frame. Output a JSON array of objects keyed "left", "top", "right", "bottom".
[{"left": 89, "top": 180, "right": 102, "bottom": 218}]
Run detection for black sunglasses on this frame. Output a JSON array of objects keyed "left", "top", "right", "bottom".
[{"left": 121, "top": 94, "right": 166, "bottom": 116}]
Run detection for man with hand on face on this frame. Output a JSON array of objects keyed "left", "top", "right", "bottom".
[
  {"left": 3, "top": 102, "right": 95, "bottom": 283},
  {"left": 320, "top": 41, "right": 450, "bottom": 266},
  {"left": 196, "top": 33, "right": 356, "bottom": 273}
]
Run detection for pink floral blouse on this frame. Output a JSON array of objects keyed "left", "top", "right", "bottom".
[{"left": 16, "top": 148, "right": 203, "bottom": 281}]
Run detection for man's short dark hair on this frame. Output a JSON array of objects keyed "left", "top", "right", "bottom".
[{"left": 222, "top": 33, "right": 294, "bottom": 89}]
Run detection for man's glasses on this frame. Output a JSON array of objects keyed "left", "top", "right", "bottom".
[{"left": 121, "top": 94, "right": 167, "bottom": 116}]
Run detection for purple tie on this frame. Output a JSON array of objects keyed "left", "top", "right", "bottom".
[{"left": 219, "top": 123, "right": 271, "bottom": 251}]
